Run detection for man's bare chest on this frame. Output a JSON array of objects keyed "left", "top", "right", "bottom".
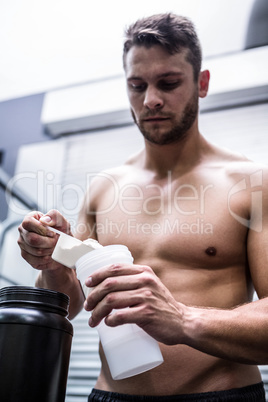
[{"left": 94, "top": 173, "right": 248, "bottom": 269}]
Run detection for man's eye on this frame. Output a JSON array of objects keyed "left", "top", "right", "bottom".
[
  {"left": 129, "top": 83, "right": 146, "bottom": 92},
  {"left": 160, "top": 81, "right": 181, "bottom": 90}
]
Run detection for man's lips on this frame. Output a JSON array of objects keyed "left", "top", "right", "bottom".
[{"left": 143, "top": 116, "right": 170, "bottom": 122}]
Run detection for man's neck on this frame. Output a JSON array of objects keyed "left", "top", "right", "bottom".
[{"left": 142, "top": 129, "right": 207, "bottom": 178}]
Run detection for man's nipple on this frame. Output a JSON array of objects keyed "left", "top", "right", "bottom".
[{"left": 205, "top": 246, "right": 217, "bottom": 256}]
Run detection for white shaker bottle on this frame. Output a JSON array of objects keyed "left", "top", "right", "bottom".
[{"left": 75, "top": 245, "right": 164, "bottom": 380}]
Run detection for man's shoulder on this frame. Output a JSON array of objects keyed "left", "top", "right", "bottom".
[
  {"left": 224, "top": 157, "right": 268, "bottom": 180},
  {"left": 208, "top": 143, "right": 268, "bottom": 178}
]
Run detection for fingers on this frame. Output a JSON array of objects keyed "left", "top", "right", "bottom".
[
  {"left": 19, "top": 247, "right": 55, "bottom": 270},
  {"left": 18, "top": 225, "right": 56, "bottom": 255},
  {"left": 84, "top": 263, "right": 160, "bottom": 326},
  {"left": 18, "top": 212, "right": 56, "bottom": 250},
  {"left": 88, "top": 288, "right": 153, "bottom": 327},
  {"left": 19, "top": 211, "right": 50, "bottom": 237},
  {"left": 18, "top": 226, "right": 57, "bottom": 270},
  {"left": 85, "top": 268, "right": 144, "bottom": 309},
  {"left": 17, "top": 209, "right": 70, "bottom": 271},
  {"left": 39, "top": 209, "right": 72, "bottom": 234},
  {"left": 84, "top": 263, "right": 155, "bottom": 310},
  {"left": 85, "top": 263, "right": 152, "bottom": 288}
]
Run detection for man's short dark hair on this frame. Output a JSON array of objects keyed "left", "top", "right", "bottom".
[{"left": 123, "top": 13, "right": 202, "bottom": 82}]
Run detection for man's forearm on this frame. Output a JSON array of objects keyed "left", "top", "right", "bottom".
[
  {"left": 183, "top": 298, "right": 268, "bottom": 365},
  {"left": 35, "top": 266, "right": 84, "bottom": 319}
]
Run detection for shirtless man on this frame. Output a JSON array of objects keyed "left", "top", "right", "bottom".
[{"left": 18, "top": 13, "right": 268, "bottom": 402}]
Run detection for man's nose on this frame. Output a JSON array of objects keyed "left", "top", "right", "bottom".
[{"left": 143, "top": 87, "right": 164, "bottom": 110}]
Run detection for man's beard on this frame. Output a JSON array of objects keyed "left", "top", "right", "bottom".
[{"left": 131, "top": 90, "right": 199, "bottom": 146}]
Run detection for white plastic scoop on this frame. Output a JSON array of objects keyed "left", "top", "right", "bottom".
[{"left": 46, "top": 226, "right": 103, "bottom": 269}]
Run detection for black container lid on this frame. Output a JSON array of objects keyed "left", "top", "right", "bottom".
[{"left": 0, "top": 286, "right": 70, "bottom": 315}]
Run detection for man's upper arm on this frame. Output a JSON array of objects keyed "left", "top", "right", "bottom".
[
  {"left": 75, "top": 173, "right": 107, "bottom": 241},
  {"left": 247, "top": 166, "right": 268, "bottom": 298}
]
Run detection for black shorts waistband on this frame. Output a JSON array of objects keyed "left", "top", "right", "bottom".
[{"left": 88, "top": 382, "right": 266, "bottom": 401}]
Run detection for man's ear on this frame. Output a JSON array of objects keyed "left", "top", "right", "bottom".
[{"left": 198, "top": 70, "right": 210, "bottom": 98}]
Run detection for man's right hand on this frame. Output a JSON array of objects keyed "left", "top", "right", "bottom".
[{"left": 17, "top": 209, "right": 71, "bottom": 271}]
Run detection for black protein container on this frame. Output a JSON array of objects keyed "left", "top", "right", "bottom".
[{"left": 0, "top": 286, "right": 73, "bottom": 402}]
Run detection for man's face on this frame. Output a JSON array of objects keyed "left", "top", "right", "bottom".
[{"left": 124, "top": 45, "right": 200, "bottom": 145}]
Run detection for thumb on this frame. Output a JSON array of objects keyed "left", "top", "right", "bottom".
[{"left": 40, "top": 209, "right": 72, "bottom": 235}]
